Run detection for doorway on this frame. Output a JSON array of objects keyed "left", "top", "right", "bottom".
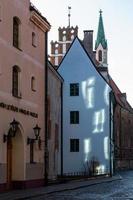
[{"left": 6, "top": 127, "right": 24, "bottom": 189}]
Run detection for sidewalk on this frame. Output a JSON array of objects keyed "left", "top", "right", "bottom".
[{"left": 0, "top": 174, "right": 122, "bottom": 200}]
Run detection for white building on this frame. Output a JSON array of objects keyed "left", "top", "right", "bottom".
[{"left": 58, "top": 37, "right": 113, "bottom": 176}]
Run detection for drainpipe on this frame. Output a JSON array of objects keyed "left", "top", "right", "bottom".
[
  {"left": 44, "top": 31, "right": 48, "bottom": 185},
  {"left": 109, "top": 91, "right": 113, "bottom": 177},
  {"left": 61, "top": 82, "right": 63, "bottom": 176},
  {"left": 119, "top": 107, "right": 122, "bottom": 160}
]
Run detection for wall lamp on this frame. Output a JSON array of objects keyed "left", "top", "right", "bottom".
[
  {"left": 27, "top": 124, "right": 41, "bottom": 145},
  {"left": 3, "top": 119, "right": 19, "bottom": 143}
]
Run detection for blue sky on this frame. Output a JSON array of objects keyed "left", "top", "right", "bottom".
[{"left": 31, "top": 0, "right": 133, "bottom": 106}]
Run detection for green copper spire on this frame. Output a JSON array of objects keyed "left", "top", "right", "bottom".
[{"left": 95, "top": 10, "right": 107, "bottom": 49}]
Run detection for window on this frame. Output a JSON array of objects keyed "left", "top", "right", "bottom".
[
  {"left": 70, "top": 111, "right": 79, "bottom": 124},
  {"left": 63, "top": 44, "right": 66, "bottom": 54},
  {"left": 47, "top": 97, "right": 51, "bottom": 139},
  {"left": 55, "top": 123, "right": 59, "bottom": 150},
  {"left": 70, "top": 139, "right": 79, "bottom": 152},
  {"left": 55, "top": 56, "right": 58, "bottom": 66},
  {"left": 70, "top": 83, "right": 79, "bottom": 96},
  {"left": 0, "top": 6, "right": 2, "bottom": 21},
  {"left": 12, "top": 66, "right": 21, "bottom": 98},
  {"left": 98, "top": 50, "right": 102, "bottom": 62},
  {"left": 63, "top": 35, "right": 66, "bottom": 41},
  {"left": 32, "top": 32, "right": 37, "bottom": 47},
  {"left": 48, "top": 120, "right": 51, "bottom": 139},
  {"left": 31, "top": 76, "right": 36, "bottom": 91},
  {"left": 13, "top": 17, "right": 20, "bottom": 49},
  {"left": 71, "top": 35, "right": 74, "bottom": 40},
  {"left": 30, "top": 142, "right": 34, "bottom": 163}
]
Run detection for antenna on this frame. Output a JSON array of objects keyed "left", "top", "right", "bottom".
[{"left": 68, "top": 6, "right": 71, "bottom": 27}]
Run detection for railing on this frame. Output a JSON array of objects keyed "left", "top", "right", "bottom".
[{"left": 60, "top": 168, "right": 109, "bottom": 178}]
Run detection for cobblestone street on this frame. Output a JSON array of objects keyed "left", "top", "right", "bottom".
[{"left": 29, "top": 171, "right": 133, "bottom": 200}]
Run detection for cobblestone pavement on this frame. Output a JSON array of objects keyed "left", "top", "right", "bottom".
[{"left": 29, "top": 171, "right": 133, "bottom": 200}]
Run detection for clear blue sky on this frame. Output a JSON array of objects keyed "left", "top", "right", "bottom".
[{"left": 31, "top": 0, "right": 133, "bottom": 106}]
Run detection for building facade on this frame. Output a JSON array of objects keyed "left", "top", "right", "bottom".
[
  {"left": 94, "top": 11, "right": 133, "bottom": 171},
  {"left": 0, "top": 0, "right": 50, "bottom": 191},
  {"left": 47, "top": 61, "right": 63, "bottom": 180},
  {"left": 58, "top": 37, "right": 113, "bottom": 176}
]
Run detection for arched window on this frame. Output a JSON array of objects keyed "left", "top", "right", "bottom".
[
  {"left": 55, "top": 56, "right": 58, "bottom": 66},
  {"left": 31, "top": 76, "right": 36, "bottom": 91},
  {"left": 63, "top": 36, "right": 66, "bottom": 42},
  {"left": 12, "top": 66, "right": 21, "bottom": 97},
  {"left": 98, "top": 50, "right": 102, "bottom": 62},
  {"left": 32, "top": 32, "right": 37, "bottom": 47},
  {"left": 63, "top": 44, "right": 66, "bottom": 54},
  {"left": 13, "top": 17, "right": 20, "bottom": 48},
  {"left": 71, "top": 35, "right": 74, "bottom": 40}
]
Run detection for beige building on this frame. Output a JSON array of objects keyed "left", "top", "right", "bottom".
[
  {"left": 47, "top": 61, "right": 63, "bottom": 180},
  {"left": 0, "top": 0, "right": 50, "bottom": 191}
]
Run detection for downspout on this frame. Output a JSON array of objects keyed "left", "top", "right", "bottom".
[
  {"left": 44, "top": 31, "right": 48, "bottom": 185},
  {"left": 119, "top": 107, "right": 122, "bottom": 160},
  {"left": 61, "top": 82, "right": 63, "bottom": 176},
  {"left": 113, "top": 100, "right": 116, "bottom": 173},
  {"left": 109, "top": 91, "right": 112, "bottom": 177}
]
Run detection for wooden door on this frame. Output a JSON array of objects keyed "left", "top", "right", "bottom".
[{"left": 7, "top": 138, "right": 12, "bottom": 189}]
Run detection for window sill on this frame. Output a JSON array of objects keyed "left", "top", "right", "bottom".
[
  {"left": 12, "top": 94, "right": 22, "bottom": 99},
  {"left": 30, "top": 161, "right": 36, "bottom": 164},
  {"left": 13, "top": 45, "right": 22, "bottom": 52},
  {"left": 32, "top": 44, "right": 37, "bottom": 48}
]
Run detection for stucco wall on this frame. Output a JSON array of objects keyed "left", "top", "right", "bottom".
[
  {"left": 48, "top": 64, "right": 62, "bottom": 179},
  {"left": 58, "top": 38, "right": 112, "bottom": 175},
  {"left": 0, "top": 0, "right": 50, "bottom": 184}
]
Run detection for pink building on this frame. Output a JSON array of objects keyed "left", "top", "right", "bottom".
[{"left": 0, "top": 0, "right": 50, "bottom": 191}]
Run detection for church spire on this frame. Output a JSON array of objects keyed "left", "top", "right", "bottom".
[{"left": 95, "top": 10, "right": 107, "bottom": 50}]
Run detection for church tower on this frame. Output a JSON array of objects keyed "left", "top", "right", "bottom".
[
  {"left": 95, "top": 10, "right": 108, "bottom": 68},
  {"left": 50, "top": 7, "right": 78, "bottom": 68}
]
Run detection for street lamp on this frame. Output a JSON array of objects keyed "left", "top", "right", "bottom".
[
  {"left": 3, "top": 119, "right": 19, "bottom": 142},
  {"left": 27, "top": 124, "right": 41, "bottom": 145},
  {"left": 33, "top": 124, "right": 41, "bottom": 140}
]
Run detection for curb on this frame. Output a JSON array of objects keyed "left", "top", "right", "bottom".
[{"left": 14, "top": 175, "right": 122, "bottom": 200}]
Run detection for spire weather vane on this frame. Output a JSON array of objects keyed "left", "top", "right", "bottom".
[{"left": 68, "top": 6, "right": 71, "bottom": 27}]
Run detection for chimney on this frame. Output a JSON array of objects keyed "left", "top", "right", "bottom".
[{"left": 83, "top": 30, "right": 93, "bottom": 55}]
